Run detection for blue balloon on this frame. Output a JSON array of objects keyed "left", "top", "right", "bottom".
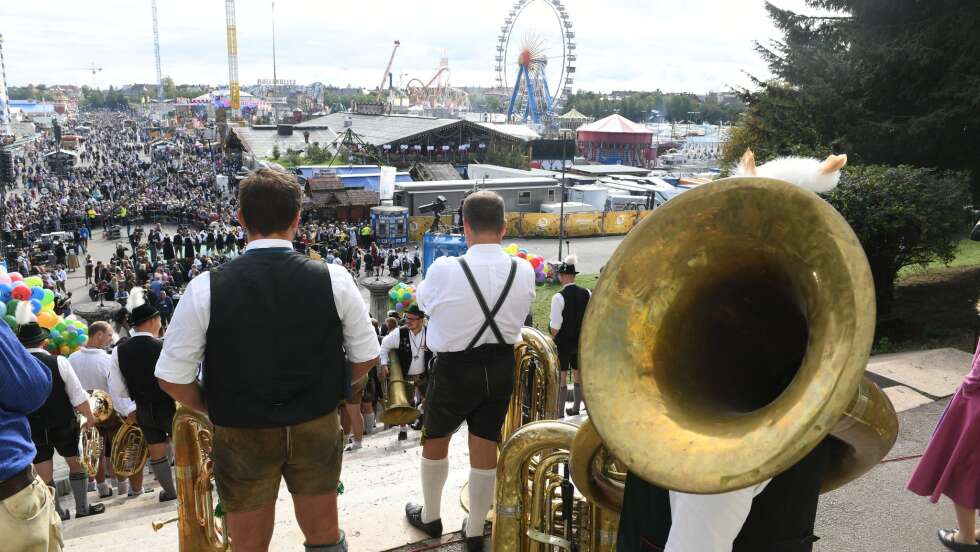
[
  {"left": 30, "top": 287, "right": 44, "bottom": 301},
  {"left": 30, "top": 299, "right": 42, "bottom": 315},
  {"left": 76, "top": 328, "right": 85, "bottom": 336},
  {"left": 0, "top": 283, "right": 11, "bottom": 301},
  {"left": 49, "top": 330, "right": 61, "bottom": 343},
  {"left": 0, "top": 302, "right": 6, "bottom": 318}
]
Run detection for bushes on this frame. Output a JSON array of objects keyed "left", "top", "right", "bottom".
[{"left": 824, "top": 165, "right": 971, "bottom": 314}]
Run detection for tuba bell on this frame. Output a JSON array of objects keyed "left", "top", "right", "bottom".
[
  {"left": 578, "top": 176, "right": 898, "bottom": 494},
  {"left": 380, "top": 350, "right": 421, "bottom": 426},
  {"left": 152, "top": 405, "right": 230, "bottom": 551}
]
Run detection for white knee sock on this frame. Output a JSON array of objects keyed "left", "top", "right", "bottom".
[
  {"left": 420, "top": 456, "right": 449, "bottom": 523},
  {"left": 466, "top": 467, "right": 496, "bottom": 538}
]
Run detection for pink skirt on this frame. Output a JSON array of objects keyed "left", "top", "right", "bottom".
[{"left": 907, "top": 385, "right": 980, "bottom": 508}]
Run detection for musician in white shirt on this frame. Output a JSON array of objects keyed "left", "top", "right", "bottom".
[{"left": 404, "top": 191, "right": 535, "bottom": 551}]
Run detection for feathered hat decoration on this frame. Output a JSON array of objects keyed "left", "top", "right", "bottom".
[
  {"left": 15, "top": 299, "right": 48, "bottom": 345},
  {"left": 126, "top": 286, "right": 159, "bottom": 327},
  {"left": 557, "top": 254, "right": 579, "bottom": 275}
]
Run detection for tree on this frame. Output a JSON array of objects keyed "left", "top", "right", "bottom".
[
  {"left": 161, "top": 76, "right": 178, "bottom": 100},
  {"left": 824, "top": 165, "right": 970, "bottom": 314},
  {"left": 271, "top": 145, "right": 281, "bottom": 160},
  {"left": 725, "top": 1, "right": 980, "bottom": 201}
]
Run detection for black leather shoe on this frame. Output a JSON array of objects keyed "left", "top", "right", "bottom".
[
  {"left": 565, "top": 408, "right": 580, "bottom": 416},
  {"left": 939, "top": 529, "right": 980, "bottom": 551},
  {"left": 159, "top": 490, "right": 178, "bottom": 503},
  {"left": 58, "top": 508, "right": 70, "bottom": 521},
  {"left": 398, "top": 430, "right": 408, "bottom": 441},
  {"left": 75, "top": 503, "right": 106, "bottom": 518},
  {"left": 461, "top": 518, "right": 484, "bottom": 551},
  {"left": 405, "top": 503, "right": 442, "bottom": 538}
]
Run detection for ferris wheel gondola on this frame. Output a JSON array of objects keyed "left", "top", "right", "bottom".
[{"left": 495, "top": 0, "right": 576, "bottom": 124}]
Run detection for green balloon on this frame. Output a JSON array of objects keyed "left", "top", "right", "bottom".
[
  {"left": 7, "top": 299, "right": 18, "bottom": 314},
  {"left": 3, "top": 315, "right": 15, "bottom": 328}
]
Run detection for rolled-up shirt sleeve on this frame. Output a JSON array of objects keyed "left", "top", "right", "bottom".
[
  {"left": 379, "top": 330, "right": 400, "bottom": 366},
  {"left": 57, "top": 356, "right": 90, "bottom": 407},
  {"left": 328, "top": 265, "right": 380, "bottom": 363},
  {"left": 155, "top": 273, "right": 210, "bottom": 385},
  {"left": 108, "top": 347, "right": 137, "bottom": 416},
  {"left": 549, "top": 293, "right": 564, "bottom": 332}
]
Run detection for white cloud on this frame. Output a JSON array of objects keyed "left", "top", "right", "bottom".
[{"left": 0, "top": 0, "right": 824, "bottom": 92}]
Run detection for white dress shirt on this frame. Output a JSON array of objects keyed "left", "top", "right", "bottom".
[
  {"left": 69, "top": 346, "right": 136, "bottom": 415},
  {"left": 155, "top": 238, "right": 380, "bottom": 385},
  {"left": 549, "top": 283, "right": 592, "bottom": 331},
  {"left": 664, "top": 481, "right": 772, "bottom": 552},
  {"left": 108, "top": 331, "right": 157, "bottom": 416},
  {"left": 417, "top": 243, "right": 536, "bottom": 353},
  {"left": 26, "top": 348, "right": 90, "bottom": 407},
  {"left": 380, "top": 327, "right": 427, "bottom": 376}
]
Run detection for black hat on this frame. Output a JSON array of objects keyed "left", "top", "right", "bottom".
[
  {"left": 126, "top": 287, "right": 160, "bottom": 326},
  {"left": 557, "top": 254, "right": 579, "bottom": 275},
  {"left": 406, "top": 304, "right": 425, "bottom": 318},
  {"left": 14, "top": 302, "right": 48, "bottom": 345}
]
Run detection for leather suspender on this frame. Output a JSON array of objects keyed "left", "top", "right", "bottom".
[{"left": 457, "top": 257, "right": 518, "bottom": 352}]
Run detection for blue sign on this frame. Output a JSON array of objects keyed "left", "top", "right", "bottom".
[{"left": 422, "top": 233, "right": 467, "bottom": 276}]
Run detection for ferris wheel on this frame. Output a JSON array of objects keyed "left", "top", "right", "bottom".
[{"left": 495, "top": 0, "right": 576, "bottom": 124}]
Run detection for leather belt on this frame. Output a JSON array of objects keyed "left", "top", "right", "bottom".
[{"left": 0, "top": 466, "right": 35, "bottom": 502}]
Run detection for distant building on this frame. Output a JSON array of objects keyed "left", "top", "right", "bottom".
[
  {"left": 575, "top": 114, "right": 655, "bottom": 168},
  {"left": 302, "top": 173, "right": 379, "bottom": 222}
]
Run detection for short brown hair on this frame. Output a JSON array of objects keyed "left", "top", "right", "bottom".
[
  {"left": 239, "top": 168, "right": 302, "bottom": 235},
  {"left": 462, "top": 190, "right": 505, "bottom": 233},
  {"left": 88, "top": 321, "right": 111, "bottom": 338}
]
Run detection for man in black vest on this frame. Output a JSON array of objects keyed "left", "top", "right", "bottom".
[
  {"left": 15, "top": 303, "right": 104, "bottom": 520},
  {"left": 549, "top": 254, "right": 591, "bottom": 416},
  {"left": 108, "top": 287, "right": 178, "bottom": 502},
  {"left": 156, "top": 168, "right": 380, "bottom": 552},
  {"left": 379, "top": 304, "right": 434, "bottom": 441}
]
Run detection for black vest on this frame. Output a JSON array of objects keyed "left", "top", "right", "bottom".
[
  {"left": 554, "top": 284, "right": 590, "bottom": 355},
  {"left": 616, "top": 438, "right": 834, "bottom": 552},
  {"left": 117, "top": 335, "right": 172, "bottom": 406},
  {"left": 27, "top": 353, "right": 75, "bottom": 429},
  {"left": 397, "top": 326, "right": 433, "bottom": 376},
  {"left": 204, "top": 249, "right": 347, "bottom": 428}
]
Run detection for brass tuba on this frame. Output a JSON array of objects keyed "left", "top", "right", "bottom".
[
  {"left": 380, "top": 350, "right": 422, "bottom": 426},
  {"left": 502, "top": 326, "right": 562, "bottom": 443},
  {"left": 152, "top": 406, "right": 230, "bottom": 551},
  {"left": 79, "top": 390, "right": 115, "bottom": 478},
  {"left": 577, "top": 176, "right": 898, "bottom": 494},
  {"left": 111, "top": 417, "right": 149, "bottom": 478}
]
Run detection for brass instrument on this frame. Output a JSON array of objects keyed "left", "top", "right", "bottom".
[
  {"left": 502, "top": 326, "right": 562, "bottom": 443},
  {"left": 493, "top": 420, "right": 618, "bottom": 552},
  {"left": 79, "top": 390, "right": 115, "bottom": 478},
  {"left": 461, "top": 326, "right": 561, "bottom": 515},
  {"left": 111, "top": 418, "right": 149, "bottom": 478},
  {"left": 380, "top": 350, "right": 421, "bottom": 426},
  {"left": 577, "top": 176, "right": 898, "bottom": 494},
  {"left": 152, "top": 406, "right": 230, "bottom": 551}
]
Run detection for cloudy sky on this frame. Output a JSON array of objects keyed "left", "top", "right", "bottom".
[{"left": 0, "top": 0, "right": 827, "bottom": 93}]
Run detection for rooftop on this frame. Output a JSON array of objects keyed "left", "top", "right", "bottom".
[
  {"left": 577, "top": 113, "right": 652, "bottom": 135},
  {"left": 567, "top": 164, "right": 651, "bottom": 176}
]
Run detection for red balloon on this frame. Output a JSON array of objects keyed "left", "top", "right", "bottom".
[
  {"left": 517, "top": 252, "right": 527, "bottom": 259},
  {"left": 531, "top": 257, "right": 542, "bottom": 269},
  {"left": 11, "top": 286, "right": 31, "bottom": 301},
  {"left": 8, "top": 272, "right": 23, "bottom": 282}
]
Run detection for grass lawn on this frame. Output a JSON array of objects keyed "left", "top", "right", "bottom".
[{"left": 898, "top": 239, "right": 980, "bottom": 277}]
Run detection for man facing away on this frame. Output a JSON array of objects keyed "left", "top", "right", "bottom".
[
  {"left": 549, "top": 254, "right": 591, "bottom": 416},
  {"left": 157, "top": 168, "right": 380, "bottom": 552},
  {"left": 405, "top": 191, "right": 536, "bottom": 551}
]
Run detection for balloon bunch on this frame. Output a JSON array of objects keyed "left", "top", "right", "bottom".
[
  {"left": 388, "top": 282, "right": 417, "bottom": 313},
  {"left": 503, "top": 243, "right": 553, "bottom": 285},
  {"left": 0, "top": 268, "right": 87, "bottom": 356}
]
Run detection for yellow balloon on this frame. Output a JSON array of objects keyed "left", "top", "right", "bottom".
[
  {"left": 42, "top": 302, "right": 54, "bottom": 312},
  {"left": 59, "top": 345, "right": 70, "bottom": 356}
]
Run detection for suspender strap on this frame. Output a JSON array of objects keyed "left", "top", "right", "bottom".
[{"left": 457, "top": 257, "right": 518, "bottom": 352}]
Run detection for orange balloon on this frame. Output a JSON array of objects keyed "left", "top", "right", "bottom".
[{"left": 37, "top": 311, "right": 57, "bottom": 329}]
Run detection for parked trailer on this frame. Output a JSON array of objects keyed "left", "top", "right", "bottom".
[{"left": 394, "top": 177, "right": 560, "bottom": 216}]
